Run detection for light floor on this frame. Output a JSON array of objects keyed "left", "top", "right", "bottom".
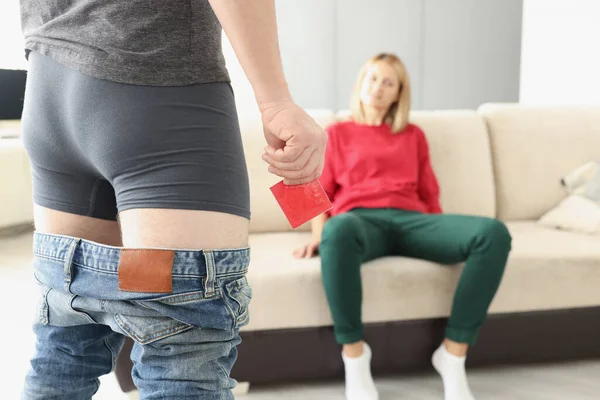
[{"left": 2, "top": 232, "right": 599, "bottom": 399}]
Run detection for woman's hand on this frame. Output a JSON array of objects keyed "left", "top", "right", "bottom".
[
  {"left": 260, "top": 100, "right": 327, "bottom": 185},
  {"left": 293, "top": 240, "right": 320, "bottom": 259}
]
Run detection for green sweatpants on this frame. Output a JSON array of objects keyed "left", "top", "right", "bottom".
[{"left": 319, "top": 208, "right": 511, "bottom": 345}]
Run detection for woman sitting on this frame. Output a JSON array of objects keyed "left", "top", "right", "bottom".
[{"left": 292, "top": 53, "right": 512, "bottom": 400}]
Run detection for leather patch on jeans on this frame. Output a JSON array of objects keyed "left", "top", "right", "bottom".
[{"left": 118, "top": 249, "right": 174, "bottom": 293}]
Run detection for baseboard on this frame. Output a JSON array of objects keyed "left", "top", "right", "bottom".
[
  {"left": 0, "top": 223, "right": 33, "bottom": 238},
  {"left": 126, "top": 390, "right": 139, "bottom": 400},
  {"left": 231, "top": 306, "right": 600, "bottom": 384}
]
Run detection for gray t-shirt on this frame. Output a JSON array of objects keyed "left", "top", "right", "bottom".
[{"left": 20, "top": 0, "right": 230, "bottom": 86}]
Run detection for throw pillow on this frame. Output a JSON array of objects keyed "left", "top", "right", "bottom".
[
  {"left": 538, "top": 160, "right": 600, "bottom": 234},
  {"left": 560, "top": 160, "right": 599, "bottom": 196},
  {"left": 538, "top": 195, "right": 600, "bottom": 234}
]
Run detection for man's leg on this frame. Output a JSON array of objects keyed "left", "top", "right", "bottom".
[
  {"left": 117, "top": 208, "right": 249, "bottom": 399},
  {"left": 32, "top": 207, "right": 123, "bottom": 246},
  {"left": 24, "top": 324, "right": 125, "bottom": 400},
  {"left": 118, "top": 208, "right": 248, "bottom": 250},
  {"left": 23, "top": 207, "right": 125, "bottom": 400},
  {"left": 27, "top": 207, "right": 250, "bottom": 400},
  {"left": 23, "top": 51, "right": 252, "bottom": 398}
]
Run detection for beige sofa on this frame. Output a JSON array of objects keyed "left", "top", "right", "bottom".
[
  {"left": 0, "top": 121, "right": 33, "bottom": 231},
  {"left": 227, "top": 104, "right": 600, "bottom": 384},
  {"left": 4, "top": 106, "right": 600, "bottom": 389}
]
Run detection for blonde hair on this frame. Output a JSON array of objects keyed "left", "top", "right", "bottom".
[{"left": 350, "top": 53, "right": 411, "bottom": 133}]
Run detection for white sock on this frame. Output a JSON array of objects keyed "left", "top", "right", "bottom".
[
  {"left": 432, "top": 343, "right": 476, "bottom": 400},
  {"left": 342, "top": 342, "right": 379, "bottom": 400}
]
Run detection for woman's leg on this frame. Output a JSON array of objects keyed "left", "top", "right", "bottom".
[
  {"left": 390, "top": 211, "right": 511, "bottom": 346},
  {"left": 390, "top": 210, "right": 511, "bottom": 400},
  {"left": 319, "top": 209, "right": 391, "bottom": 400},
  {"left": 320, "top": 209, "right": 391, "bottom": 347},
  {"left": 24, "top": 208, "right": 126, "bottom": 400}
]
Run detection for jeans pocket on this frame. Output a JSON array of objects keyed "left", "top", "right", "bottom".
[
  {"left": 222, "top": 276, "right": 252, "bottom": 329},
  {"left": 114, "top": 313, "right": 193, "bottom": 345},
  {"left": 34, "top": 277, "right": 96, "bottom": 326},
  {"left": 126, "top": 289, "right": 240, "bottom": 336},
  {"left": 113, "top": 292, "right": 203, "bottom": 345}
]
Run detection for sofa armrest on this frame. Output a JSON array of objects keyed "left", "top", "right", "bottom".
[{"left": 0, "top": 138, "right": 33, "bottom": 229}]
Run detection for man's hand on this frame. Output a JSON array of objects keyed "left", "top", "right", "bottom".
[
  {"left": 207, "top": 0, "right": 326, "bottom": 185},
  {"left": 292, "top": 240, "right": 320, "bottom": 259},
  {"left": 260, "top": 100, "right": 327, "bottom": 185}
]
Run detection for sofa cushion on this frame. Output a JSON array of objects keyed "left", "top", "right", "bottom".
[
  {"left": 243, "top": 222, "right": 600, "bottom": 332},
  {"left": 478, "top": 104, "right": 600, "bottom": 221}
]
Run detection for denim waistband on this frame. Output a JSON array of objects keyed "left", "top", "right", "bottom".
[{"left": 33, "top": 232, "right": 250, "bottom": 277}]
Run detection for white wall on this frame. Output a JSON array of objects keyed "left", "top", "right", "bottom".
[
  {"left": 0, "top": 2, "right": 26, "bottom": 70},
  {"left": 276, "top": 0, "right": 336, "bottom": 110},
  {"left": 225, "top": 0, "right": 523, "bottom": 114},
  {"left": 222, "top": 0, "right": 336, "bottom": 118},
  {"left": 520, "top": 0, "right": 600, "bottom": 106},
  {"left": 422, "top": 0, "right": 523, "bottom": 110},
  {"left": 335, "top": 0, "right": 424, "bottom": 110},
  {"left": 221, "top": 32, "right": 261, "bottom": 119},
  {"left": 3, "top": 1, "right": 526, "bottom": 112}
]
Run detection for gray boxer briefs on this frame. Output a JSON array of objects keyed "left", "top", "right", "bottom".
[{"left": 21, "top": 52, "right": 250, "bottom": 221}]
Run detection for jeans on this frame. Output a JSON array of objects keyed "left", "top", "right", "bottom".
[{"left": 23, "top": 232, "right": 252, "bottom": 400}]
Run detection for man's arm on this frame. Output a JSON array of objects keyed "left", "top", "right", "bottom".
[{"left": 209, "top": 0, "right": 328, "bottom": 185}]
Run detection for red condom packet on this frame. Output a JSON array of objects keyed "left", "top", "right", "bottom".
[{"left": 270, "top": 180, "right": 333, "bottom": 229}]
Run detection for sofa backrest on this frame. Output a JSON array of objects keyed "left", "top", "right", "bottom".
[
  {"left": 243, "top": 109, "right": 495, "bottom": 233},
  {"left": 479, "top": 104, "right": 600, "bottom": 221},
  {"left": 410, "top": 110, "right": 496, "bottom": 218}
]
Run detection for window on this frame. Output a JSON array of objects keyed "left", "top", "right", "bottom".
[{"left": 0, "top": 3, "right": 25, "bottom": 129}]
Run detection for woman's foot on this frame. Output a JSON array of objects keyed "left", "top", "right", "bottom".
[
  {"left": 342, "top": 342, "right": 379, "bottom": 400},
  {"left": 432, "top": 342, "right": 476, "bottom": 400}
]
